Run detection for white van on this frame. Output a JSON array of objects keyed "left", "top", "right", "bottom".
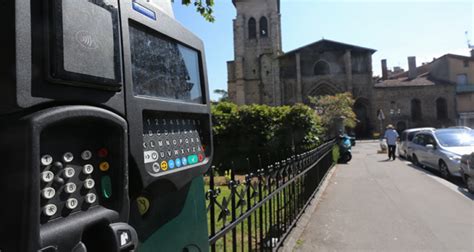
[{"left": 398, "top": 127, "right": 435, "bottom": 159}]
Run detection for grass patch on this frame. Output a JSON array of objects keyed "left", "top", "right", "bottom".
[
  {"left": 205, "top": 180, "right": 301, "bottom": 251},
  {"left": 332, "top": 144, "right": 340, "bottom": 164}
]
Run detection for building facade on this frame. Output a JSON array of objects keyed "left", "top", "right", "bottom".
[
  {"left": 374, "top": 52, "right": 474, "bottom": 131},
  {"left": 227, "top": 0, "right": 376, "bottom": 137},
  {"left": 227, "top": 0, "right": 472, "bottom": 136}
]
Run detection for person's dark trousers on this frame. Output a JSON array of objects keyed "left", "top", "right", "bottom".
[{"left": 388, "top": 145, "right": 396, "bottom": 160}]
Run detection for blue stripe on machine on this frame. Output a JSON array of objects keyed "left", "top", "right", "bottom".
[{"left": 132, "top": 1, "right": 156, "bottom": 20}]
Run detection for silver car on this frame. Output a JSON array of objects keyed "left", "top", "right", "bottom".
[
  {"left": 460, "top": 153, "right": 474, "bottom": 193},
  {"left": 409, "top": 129, "right": 474, "bottom": 179},
  {"left": 398, "top": 127, "right": 435, "bottom": 159}
]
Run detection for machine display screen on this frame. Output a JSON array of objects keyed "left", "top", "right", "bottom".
[{"left": 129, "top": 23, "right": 204, "bottom": 104}]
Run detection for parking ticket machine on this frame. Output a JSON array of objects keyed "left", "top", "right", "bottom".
[{"left": 0, "top": 0, "right": 212, "bottom": 251}]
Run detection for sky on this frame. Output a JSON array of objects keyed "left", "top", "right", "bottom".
[{"left": 171, "top": 0, "right": 474, "bottom": 101}]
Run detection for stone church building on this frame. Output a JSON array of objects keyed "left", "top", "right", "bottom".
[
  {"left": 227, "top": 0, "right": 468, "bottom": 137},
  {"left": 227, "top": 0, "right": 376, "bottom": 137}
]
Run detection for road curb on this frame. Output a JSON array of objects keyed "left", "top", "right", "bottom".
[{"left": 279, "top": 163, "right": 339, "bottom": 252}]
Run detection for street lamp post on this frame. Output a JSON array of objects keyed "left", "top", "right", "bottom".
[{"left": 377, "top": 109, "right": 385, "bottom": 138}]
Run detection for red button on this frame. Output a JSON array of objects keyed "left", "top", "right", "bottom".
[
  {"left": 198, "top": 154, "right": 204, "bottom": 162},
  {"left": 98, "top": 148, "right": 108, "bottom": 158}
]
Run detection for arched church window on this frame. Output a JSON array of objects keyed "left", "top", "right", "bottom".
[
  {"left": 436, "top": 97, "right": 447, "bottom": 120},
  {"left": 248, "top": 18, "right": 256, "bottom": 39},
  {"left": 313, "top": 61, "right": 330, "bottom": 75},
  {"left": 259, "top": 17, "right": 268, "bottom": 37},
  {"left": 411, "top": 99, "right": 422, "bottom": 121}
]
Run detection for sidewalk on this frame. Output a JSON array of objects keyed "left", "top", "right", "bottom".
[{"left": 285, "top": 142, "right": 474, "bottom": 251}]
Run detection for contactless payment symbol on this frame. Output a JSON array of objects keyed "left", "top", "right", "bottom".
[
  {"left": 160, "top": 161, "right": 168, "bottom": 171},
  {"left": 168, "top": 160, "right": 175, "bottom": 169},
  {"left": 175, "top": 158, "right": 182, "bottom": 168}
]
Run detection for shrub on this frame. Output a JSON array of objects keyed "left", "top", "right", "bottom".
[{"left": 211, "top": 102, "right": 323, "bottom": 174}]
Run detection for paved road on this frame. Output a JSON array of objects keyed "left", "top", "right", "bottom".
[{"left": 293, "top": 141, "right": 474, "bottom": 252}]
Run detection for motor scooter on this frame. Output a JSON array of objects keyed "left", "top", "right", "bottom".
[{"left": 338, "top": 134, "right": 352, "bottom": 163}]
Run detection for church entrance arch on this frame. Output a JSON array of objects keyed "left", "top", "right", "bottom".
[
  {"left": 308, "top": 81, "right": 340, "bottom": 98},
  {"left": 354, "top": 98, "right": 371, "bottom": 138}
]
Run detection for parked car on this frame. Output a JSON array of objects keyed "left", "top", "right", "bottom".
[
  {"left": 409, "top": 129, "right": 474, "bottom": 179},
  {"left": 460, "top": 153, "right": 474, "bottom": 193},
  {"left": 448, "top": 126, "right": 472, "bottom": 130},
  {"left": 398, "top": 127, "right": 435, "bottom": 159}
]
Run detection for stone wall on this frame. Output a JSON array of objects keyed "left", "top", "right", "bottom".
[{"left": 373, "top": 84, "right": 456, "bottom": 131}]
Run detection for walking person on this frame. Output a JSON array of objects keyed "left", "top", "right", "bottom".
[{"left": 384, "top": 124, "right": 399, "bottom": 160}]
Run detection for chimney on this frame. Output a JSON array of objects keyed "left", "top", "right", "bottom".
[
  {"left": 381, "top": 59, "right": 388, "bottom": 80},
  {"left": 408, "top": 56, "right": 417, "bottom": 79}
]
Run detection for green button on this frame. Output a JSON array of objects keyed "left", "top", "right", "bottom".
[
  {"left": 101, "top": 176, "right": 112, "bottom": 199},
  {"left": 188, "top": 155, "right": 198, "bottom": 165}
]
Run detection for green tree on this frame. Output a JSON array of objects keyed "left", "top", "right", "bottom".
[
  {"left": 180, "top": 0, "right": 215, "bottom": 22},
  {"left": 213, "top": 89, "right": 229, "bottom": 102},
  {"left": 280, "top": 103, "right": 323, "bottom": 151},
  {"left": 210, "top": 102, "right": 324, "bottom": 173},
  {"left": 309, "top": 92, "right": 357, "bottom": 129}
]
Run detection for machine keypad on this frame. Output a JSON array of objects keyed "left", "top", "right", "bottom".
[
  {"left": 142, "top": 115, "right": 208, "bottom": 175},
  {"left": 39, "top": 149, "right": 113, "bottom": 223},
  {"left": 64, "top": 183, "right": 77, "bottom": 194},
  {"left": 81, "top": 150, "right": 92, "bottom": 161},
  {"left": 63, "top": 167, "right": 75, "bottom": 179},
  {"left": 41, "top": 155, "right": 53, "bottom": 166},
  {"left": 83, "top": 164, "right": 94, "bottom": 174},
  {"left": 42, "top": 171, "right": 55, "bottom": 183},
  {"left": 42, "top": 187, "right": 56, "bottom": 199},
  {"left": 63, "top": 152, "right": 74, "bottom": 163},
  {"left": 43, "top": 204, "right": 58, "bottom": 217}
]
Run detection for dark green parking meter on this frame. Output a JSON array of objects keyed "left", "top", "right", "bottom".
[
  {"left": 0, "top": 0, "right": 212, "bottom": 251},
  {"left": 120, "top": 0, "right": 213, "bottom": 250}
]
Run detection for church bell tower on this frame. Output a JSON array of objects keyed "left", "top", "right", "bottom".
[{"left": 227, "top": 0, "right": 282, "bottom": 105}]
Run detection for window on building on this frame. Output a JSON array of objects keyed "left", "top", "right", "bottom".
[
  {"left": 248, "top": 18, "right": 256, "bottom": 39},
  {"left": 259, "top": 17, "right": 268, "bottom": 37},
  {"left": 457, "top": 74, "right": 467, "bottom": 85},
  {"left": 436, "top": 97, "right": 448, "bottom": 120},
  {"left": 411, "top": 99, "right": 422, "bottom": 121},
  {"left": 463, "top": 60, "right": 469, "bottom": 67},
  {"left": 313, "top": 61, "right": 330, "bottom": 75}
]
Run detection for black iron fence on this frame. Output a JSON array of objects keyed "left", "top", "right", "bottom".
[{"left": 205, "top": 140, "right": 336, "bottom": 251}]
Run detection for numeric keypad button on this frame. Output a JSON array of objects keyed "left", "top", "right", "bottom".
[
  {"left": 64, "top": 183, "right": 77, "bottom": 194},
  {"left": 63, "top": 167, "right": 75, "bottom": 179},
  {"left": 66, "top": 198, "right": 78, "bottom": 210},
  {"left": 42, "top": 187, "right": 56, "bottom": 199},
  {"left": 63, "top": 152, "right": 74, "bottom": 163},
  {"left": 85, "top": 193, "right": 97, "bottom": 204},
  {"left": 41, "top": 155, "right": 53, "bottom": 166},
  {"left": 43, "top": 204, "right": 57, "bottom": 217},
  {"left": 84, "top": 178, "right": 95, "bottom": 189},
  {"left": 41, "top": 171, "right": 54, "bottom": 183},
  {"left": 83, "top": 164, "right": 94, "bottom": 175},
  {"left": 81, "top": 150, "right": 92, "bottom": 161}
]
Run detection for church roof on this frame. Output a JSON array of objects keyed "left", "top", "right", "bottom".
[
  {"left": 280, "top": 39, "right": 376, "bottom": 57},
  {"left": 374, "top": 71, "right": 453, "bottom": 88},
  {"left": 374, "top": 75, "right": 437, "bottom": 88}
]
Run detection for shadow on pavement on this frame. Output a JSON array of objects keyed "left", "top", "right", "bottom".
[{"left": 405, "top": 163, "right": 473, "bottom": 201}]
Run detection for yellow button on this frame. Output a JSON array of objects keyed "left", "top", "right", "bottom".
[
  {"left": 160, "top": 161, "right": 168, "bottom": 171},
  {"left": 137, "top": 196, "right": 150, "bottom": 216},
  {"left": 99, "top": 162, "right": 110, "bottom": 172}
]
